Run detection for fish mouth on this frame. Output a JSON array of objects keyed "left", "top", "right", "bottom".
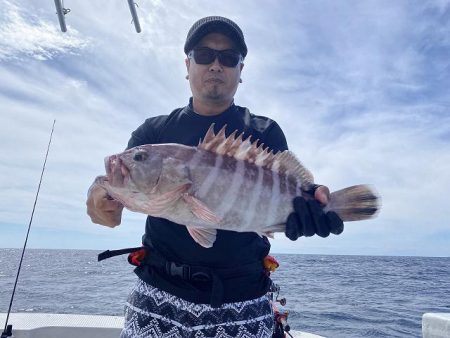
[{"left": 104, "top": 154, "right": 130, "bottom": 187}]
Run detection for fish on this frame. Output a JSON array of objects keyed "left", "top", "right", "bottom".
[{"left": 96, "top": 124, "right": 379, "bottom": 248}]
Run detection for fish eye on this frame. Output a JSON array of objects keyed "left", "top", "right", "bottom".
[{"left": 133, "top": 151, "right": 148, "bottom": 162}]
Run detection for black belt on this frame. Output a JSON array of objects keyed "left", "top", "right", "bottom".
[{"left": 98, "top": 246, "right": 264, "bottom": 307}]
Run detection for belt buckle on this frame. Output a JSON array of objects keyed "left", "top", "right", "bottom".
[
  {"left": 167, "top": 262, "right": 190, "bottom": 280},
  {"left": 191, "top": 271, "right": 211, "bottom": 282}
]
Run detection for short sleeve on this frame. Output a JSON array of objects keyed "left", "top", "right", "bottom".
[
  {"left": 261, "top": 121, "right": 288, "bottom": 153},
  {"left": 126, "top": 115, "right": 169, "bottom": 149}
]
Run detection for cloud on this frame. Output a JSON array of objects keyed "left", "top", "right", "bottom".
[
  {"left": 0, "top": 0, "right": 449, "bottom": 256},
  {"left": 0, "top": 0, "right": 89, "bottom": 61}
]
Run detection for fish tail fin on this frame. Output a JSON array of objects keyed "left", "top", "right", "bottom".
[{"left": 327, "top": 185, "right": 380, "bottom": 221}]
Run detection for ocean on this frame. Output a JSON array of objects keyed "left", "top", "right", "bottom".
[{"left": 0, "top": 249, "right": 448, "bottom": 337}]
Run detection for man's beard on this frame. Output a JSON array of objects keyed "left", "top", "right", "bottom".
[{"left": 204, "top": 85, "right": 224, "bottom": 101}]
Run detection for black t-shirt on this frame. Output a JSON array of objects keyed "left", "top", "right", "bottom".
[{"left": 127, "top": 98, "right": 288, "bottom": 303}]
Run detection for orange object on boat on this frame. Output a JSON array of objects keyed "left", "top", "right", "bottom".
[
  {"left": 128, "top": 248, "right": 147, "bottom": 266},
  {"left": 263, "top": 255, "right": 279, "bottom": 272}
]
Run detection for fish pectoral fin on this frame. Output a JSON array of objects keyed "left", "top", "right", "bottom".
[
  {"left": 187, "top": 227, "right": 217, "bottom": 248},
  {"left": 183, "top": 194, "right": 222, "bottom": 225},
  {"left": 146, "top": 183, "right": 191, "bottom": 215}
]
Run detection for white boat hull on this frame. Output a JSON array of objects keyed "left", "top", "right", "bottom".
[{"left": 0, "top": 313, "right": 325, "bottom": 338}]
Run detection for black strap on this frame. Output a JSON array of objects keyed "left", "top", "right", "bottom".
[
  {"left": 145, "top": 250, "right": 262, "bottom": 307},
  {"left": 98, "top": 247, "right": 143, "bottom": 262},
  {"left": 209, "top": 270, "right": 224, "bottom": 308},
  {"left": 98, "top": 246, "right": 263, "bottom": 307}
]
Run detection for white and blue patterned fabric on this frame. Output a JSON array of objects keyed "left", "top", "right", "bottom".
[{"left": 120, "top": 279, "right": 274, "bottom": 338}]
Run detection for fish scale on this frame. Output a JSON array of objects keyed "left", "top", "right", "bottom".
[{"left": 97, "top": 124, "right": 380, "bottom": 248}]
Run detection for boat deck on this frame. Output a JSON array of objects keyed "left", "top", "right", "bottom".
[{"left": 3, "top": 312, "right": 450, "bottom": 337}]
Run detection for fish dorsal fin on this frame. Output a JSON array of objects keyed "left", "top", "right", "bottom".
[
  {"left": 271, "top": 150, "right": 315, "bottom": 187},
  {"left": 198, "top": 124, "right": 315, "bottom": 187}
]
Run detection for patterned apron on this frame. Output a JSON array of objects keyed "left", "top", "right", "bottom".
[{"left": 120, "top": 279, "right": 274, "bottom": 338}]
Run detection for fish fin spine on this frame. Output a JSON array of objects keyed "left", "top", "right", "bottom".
[{"left": 198, "top": 124, "right": 315, "bottom": 187}]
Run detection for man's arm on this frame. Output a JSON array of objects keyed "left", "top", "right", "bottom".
[
  {"left": 86, "top": 182, "right": 124, "bottom": 227},
  {"left": 86, "top": 119, "right": 150, "bottom": 227},
  {"left": 285, "top": 185, "right": 344, "bottom": 240},
  {"left": 263, "top": 122, "right": 344, "bottom": 240},
  {"left": 86, "top": 115, "right": 166, "bottom": 227}
]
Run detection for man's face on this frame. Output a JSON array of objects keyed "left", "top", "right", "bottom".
[{"left": 185, "top": 33, "right": 244, "bottom": 107}]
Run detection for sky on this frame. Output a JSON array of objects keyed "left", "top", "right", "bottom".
[{"left": 0, "top": 0, "right": 449, "bottom": 257}]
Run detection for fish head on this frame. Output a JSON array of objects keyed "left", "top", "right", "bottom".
[{"left": 104, "top": 145, "right": 163, "bottom": 195}]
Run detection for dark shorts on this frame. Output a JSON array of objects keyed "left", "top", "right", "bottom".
[{"left": 120, "top": 279, "right": 274, "bottom": 338}]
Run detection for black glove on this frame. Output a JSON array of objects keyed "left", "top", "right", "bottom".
[{"left": 285, "top": 186, "right": 344, "bottom": 240}]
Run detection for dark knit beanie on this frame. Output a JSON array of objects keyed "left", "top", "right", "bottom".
[{"left": 184, "top": 16, "right": 247, "bottom": 57}]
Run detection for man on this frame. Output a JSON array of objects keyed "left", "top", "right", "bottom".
[{"left": 87, "top": 16, "right": 343, "bottom": 338}]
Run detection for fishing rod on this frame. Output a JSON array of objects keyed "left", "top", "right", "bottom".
[
  {"left": 54, "top": 0, "right": 142, "bottom": 33},
  {"left": 54, "top": 0, "right": 70, "bottom": 32},
  {"left": 1, "top": 120, "right": 56, "bottom": 338},
  {"left": 127, "top": 0, "right": 142, "bottom": 33}
]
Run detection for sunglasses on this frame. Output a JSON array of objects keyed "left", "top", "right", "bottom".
[{"left": 188, "top": 47, "right": 243, "bottom": 68}]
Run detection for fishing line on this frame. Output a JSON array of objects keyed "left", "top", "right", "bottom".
[{"left": 2, "top": 120, "right": 56, "bottom": 338}]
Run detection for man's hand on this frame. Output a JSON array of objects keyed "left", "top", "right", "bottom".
[
  {"left": 285, "top": 185, "right": 344, "bottom": 240},
  {"left": 86, "top": 182, "right": 124, "bottom": 227}
]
